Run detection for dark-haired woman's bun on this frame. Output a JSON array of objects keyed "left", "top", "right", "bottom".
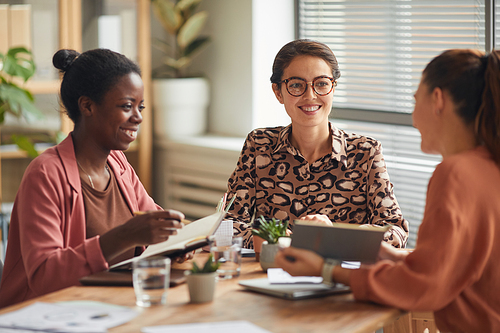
[{"left": 52, "top": 49, "right": 80, "bottom": 72}]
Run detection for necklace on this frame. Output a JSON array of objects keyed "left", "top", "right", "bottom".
[{"left": 76, "top": 160, "right": 109, "bottom": 189}]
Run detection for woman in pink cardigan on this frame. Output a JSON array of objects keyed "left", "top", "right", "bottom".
[
  {"left": 0, "top": 49, "right": 184, "bottom": 308},
  {"left": 276, "top": 49, "right": 500, "bottom": 332}
]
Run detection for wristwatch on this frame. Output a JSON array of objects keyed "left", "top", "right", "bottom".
[{"left": 321, "top": 258, "right": 341, "bottom": 286}]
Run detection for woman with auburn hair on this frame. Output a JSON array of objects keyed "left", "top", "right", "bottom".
[
  {"left": 225, "top": 39, "right": 409, "bottom": 249},
  {"left": 276, "top": 49, "right": 500, "bottom": 332}
]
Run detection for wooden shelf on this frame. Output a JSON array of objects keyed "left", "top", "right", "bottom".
[
  {"left": 0, "top": 0, "right": 153, "bottom": 206},
  {"left": 11, "top": 78, "right": 61, "bottom": 95}
]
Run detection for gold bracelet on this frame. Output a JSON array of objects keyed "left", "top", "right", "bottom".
[{"left": 321, "top": 258, "right": 340, "bottom": 286}]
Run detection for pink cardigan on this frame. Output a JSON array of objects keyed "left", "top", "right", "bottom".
[
  {"left": 0, "top": 134, "right": 160, "bottom": 308},
  {"left": 350, "top": 146, "right": 500, "bottom": 332}
]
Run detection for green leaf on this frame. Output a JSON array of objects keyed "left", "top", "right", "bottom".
[
  {"left": 176, "top": 0, "right": 202, "bottom": 13},
  {"left": 11, "top": 135, "right": 39, "bottom": 158},
  {"left": 152, "top": 0, "right": 183, "bottom": 35},
  {"left": 162, "top": 55, "right": 191, "bottom": 70},
  {"left": 0, "top": 83, "right": 43, "bottom": 120},
  {"left": 190, "top": 253, "right": 219, "bottom": 273},
  {"left": 3, "top": 47, "right": 36, "bottom": 82},
  {"left": 181, "top": 36, "right": 210, "bottom": 58},
  {"left": 177, "top": 11, "right": 208, "bottom": 50},
  {"left": 251, "top": 216, "right": 288, "bottom": 244}
]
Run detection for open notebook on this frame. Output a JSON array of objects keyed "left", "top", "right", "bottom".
[{"left": 109, "top": 211, "right": 225, "bottom": 270}]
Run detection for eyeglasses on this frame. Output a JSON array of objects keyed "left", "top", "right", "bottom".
[{"left": 280, "top": 76, "right": 337, "bottom": 97}]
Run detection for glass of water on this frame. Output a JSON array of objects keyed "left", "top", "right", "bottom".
[
  {"left": 132, "top": 256, "right": 170, "bottom": 307},
  {"left": 210, "top": 236, "right": 243, "bottom": 280}
]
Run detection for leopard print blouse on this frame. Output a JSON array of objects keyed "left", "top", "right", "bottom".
[{"left": 226, "top": 123, "right": 409, "bottom": 248}]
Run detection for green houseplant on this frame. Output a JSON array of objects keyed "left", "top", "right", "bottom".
[
  {"left": 150, "top": 0, "right": 211, "bottom": 138},
  {"left": 0, "top": 47, "right": 45, "bottom": 157},
  {"left": 251, "top": 216, "right": 289, "bottom": 245},
  {"left": 185, "top": 253, "right": 219, "bottom": 303},
  {"left": 151, "top": 0, "right": 210, "bottom": 78},
  {"left": 251, "top": 216, "right": 289, "bottom": 271}
]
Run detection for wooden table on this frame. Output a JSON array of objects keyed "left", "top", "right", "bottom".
[{"left": 0, "top": 256, "right": 403, "bottom": 333}]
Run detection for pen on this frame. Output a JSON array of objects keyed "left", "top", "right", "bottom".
[
  {"left": 90, "top": 313, "right": 109, "bottom": 319},
  {"left": 134, "top": 211, "right": 191, "bottom": 224}
]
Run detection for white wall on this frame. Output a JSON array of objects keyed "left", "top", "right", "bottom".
[{"left": 151, "top": 0, "right": 295, "bottom": 137}]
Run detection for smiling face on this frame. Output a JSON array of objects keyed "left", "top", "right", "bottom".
[
  {"left": 272, "top": 55, "right": 334, "bottom": 130},
  {"left": 90, "top": 72, "right": 144, "bottom": 151}
]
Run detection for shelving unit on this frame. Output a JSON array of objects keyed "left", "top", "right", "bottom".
[{"left": 0, "top": 0, "right": 153, "bottom": 205}]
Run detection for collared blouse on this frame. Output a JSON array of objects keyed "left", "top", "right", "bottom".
[{"left": 225, "top": 123, "right": 409, "bottom": 248}]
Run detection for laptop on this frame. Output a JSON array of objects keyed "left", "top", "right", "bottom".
[{"left": 239, "top": 278, "right": 350, "bottom": 300}]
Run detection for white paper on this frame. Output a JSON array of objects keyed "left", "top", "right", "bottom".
[
  {"left": 142, "top": 321, "right": 270, "bottom": 333},
  {"left": 267, "top": 268, "right": 323, "bottom": 284},
  {"left": 0, "top": 301, "right": 138, "bottom": 333}
]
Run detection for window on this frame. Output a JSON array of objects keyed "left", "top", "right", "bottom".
[
  {"left": 298, "top": 0, "right": 496, "bottom": 248},
  {"left": 298, "top": 0, "right": 486, "bottom": 115}
]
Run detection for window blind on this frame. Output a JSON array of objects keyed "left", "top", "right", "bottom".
[
  {"left": 332, "top": 120, "right": 441, "bottom": 248},
  {"left": 298, "top": 0, "right": 485, "bottom": 114}
]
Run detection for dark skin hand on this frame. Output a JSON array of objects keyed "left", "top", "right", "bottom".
[{"left": 99, "top": 209, "right": 184, "bottom": 263}]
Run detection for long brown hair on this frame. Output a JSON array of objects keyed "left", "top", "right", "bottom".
[{"left": 423, "top": 49, "right": 500, "bottom": 164}]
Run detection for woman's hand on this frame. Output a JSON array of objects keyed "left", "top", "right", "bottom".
[
  {"left": 274, "top": 247, "right": 324, "bottom": 277},
  {"left": 298, "top": 214, "right": 333, "bottom": 226},
  {"left": 100, "top": 209, "right": 185, "bottom": 262},
  {"left": 122, "top": 209, "right": 185, "bottom": 246},
  {"left": 377, "top": 241, "right": 410, "bottom": 262}
]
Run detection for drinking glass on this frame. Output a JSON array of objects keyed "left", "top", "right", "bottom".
[
  {"left": 210, "top": 236, "right": 243, "bottom": 280},
  {"left": 132, "top": 256, "right": 170, "bottom": 307}
]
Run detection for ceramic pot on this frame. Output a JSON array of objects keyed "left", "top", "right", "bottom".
[
  {"left": 252, "top": 234, "right": 265, "bottom": 262},
  {"left": 185, "top": 271, "right": 217, "bottom": 303},
  {"left": 152, "top": 77, "right": 210, "bottom": 139},
  {"left": 259, "top": 241, "right": 280, "bottom": 271}
]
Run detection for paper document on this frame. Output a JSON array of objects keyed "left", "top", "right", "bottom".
[
  {"left": 267, "top": 268, "right": 323, "bottom": 284},
  {"left": 0, "top": 301, "right": 138, "bottom": 332},
  {"left": 142, "top": 321, "right": 270, "bottom": 333}
]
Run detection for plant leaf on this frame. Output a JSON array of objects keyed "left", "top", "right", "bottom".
[
  {"left": 181, "top": 36, "right": 210, "bottom": 58},
  {"left": 152, "top": 0, "right": 183, "bottom": 35},
  {"left": 176, "top": 0, "right": 202, "bottom": 13},
  {"left": 0, "top": 83, "right": 43, "bottom": 120},
  {"left": 3, "top": 47, "right": 36, "bottom": 82},
  {"left": 11, "top": 135, "right": 39, "bottom": 158},
  {"left": 162, "top": 55, "right": 191, "bottom": 70},
  {"left": 177, "top": 11, "right": 208, "bottom": 50}
]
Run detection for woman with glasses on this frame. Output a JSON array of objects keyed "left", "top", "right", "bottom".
[
  {"left": 225, "top": 39, "right": 408, "bottom": 249},
  {"left": 276, "top": 49, "right": 500, "bottom": 332}
]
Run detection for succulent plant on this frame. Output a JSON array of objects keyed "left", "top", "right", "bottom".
[
  {"left": 151, "top": 0, "right": 210, "bottom": 78},
  {"left": 190, "top": 253, "right": 220, "bottom": 274},
  {"left": 251, "top": 216, "right": 289, "bottom": 245}
]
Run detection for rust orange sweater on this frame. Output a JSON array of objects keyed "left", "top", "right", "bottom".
[{"left": 350, "top": 146, "right": 500, "bottom": 333}]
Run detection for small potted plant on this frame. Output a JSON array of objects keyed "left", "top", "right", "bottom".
[
  {"left": 251, "top": 216, "right": 289, "bottom": 271},
  {"left": 185, "top": 253, "right": 219, "bottom": 303}
]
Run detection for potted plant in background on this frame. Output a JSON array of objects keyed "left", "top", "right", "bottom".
[
  {"left": 251, "top": 216, "right": 289, "bottom": 271},
  {"left": 185, "top": 253, "right": 219, "bottom": 303},
  {"left": 151, "top": 0, "right": 210, "bottom": 139}
]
